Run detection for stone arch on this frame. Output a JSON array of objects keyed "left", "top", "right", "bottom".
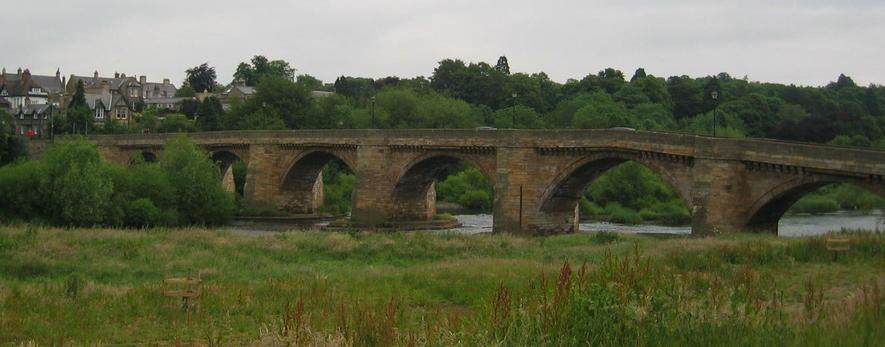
[
  {"left": 536, "top": 151, "right": 692, "bottom": 232},
  {"left": 129, "top": 150, "right": 158, "bottom": 165},
  {"left": 744, "top": 176, "right": 885, "bottom": 234},
  {"left": 211, "top": 150, "right": 244, "bottom": 194},
  {"left": 279, "top": 150, "right": 355, "bottom": 214},
  {"left": 540, "top": 152, "right": 691, "bottom": 214},
  {"left": 391, "top": 153, "right": 496, "bottom": 221}
]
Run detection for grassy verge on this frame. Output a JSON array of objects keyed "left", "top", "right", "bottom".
[{"left": 0, "top": 226, "right": 883, "bottom": 345}]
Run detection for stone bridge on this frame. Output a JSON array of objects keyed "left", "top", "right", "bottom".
[{"left": 88, "top": 129, "right": 885, "bottom": 236}]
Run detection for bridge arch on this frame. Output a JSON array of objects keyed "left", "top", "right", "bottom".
[
  {"left": 744, "top": 176, "right": 885, "bottom": 234},
  {"left": 279, "top": 150, "right": 355, "bottom": 215},
  {"left": 211, "top": 150, "right": 245, "bottom": 194},
  {"left": 129, "top": 150, "right": 158, "bottom": 165},
  {"left": 391, "top": 152, "right": 496, "bottom": 221},
  {"left": 537, "top": 151, "right": 692, "bottom": 232}
]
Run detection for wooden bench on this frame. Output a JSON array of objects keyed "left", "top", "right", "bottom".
[
  {"left": 162, "top": 276, "right": 203, "bottom": 309},
  {"left": 825, "top": 237, "right": 850, "bottom": 261}
]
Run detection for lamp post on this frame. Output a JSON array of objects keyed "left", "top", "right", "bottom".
[
  {"left": 710, "top": 90, "right": 719, "bottom": 137},
  {"left": 371, "top": 96, "right": 376, "bottom": 128},
  {"left": 510, "top": 93, "right": 518, "bottom": 128}
]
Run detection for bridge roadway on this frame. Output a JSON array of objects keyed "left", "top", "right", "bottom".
[{"left": 89, "top": 129, "right": 885, "bottom": 235}]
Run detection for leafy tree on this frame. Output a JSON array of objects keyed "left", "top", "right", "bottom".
[
  {"left": 494, "top": 105, "right": 544, "bottom": 129},
  {"left": 334, "top": 76, "right": 375, "bottom": 98},
  {"left": 185, "top": 63, "right": 217, "bottom": 93},
  {"left": 158, "top": 114, "right": 194, "bottom": 133},
  {"left": 0, "top": 110, "right": 26, "bottom": 165},
  {"left": 595, "top": 68, "right": 626, "bottom": 94},
  {"left": 40, "top": 139, "right": 114, "bottom": 226},
  {"left": 175, "top": 84, "right": 196, "bottom": 97},
  {"left": 630, "top": 68, "right": 647, "bottom": 82},
  {"left": 196, "top": 97, "right": 224, "bottom": 131},
  {"left": 613, "top": 84, "right": 651, "bottom": 108},
  {"left": 159, "top": 136, "right": 235, "bottom": 225},
  {"left": 70, "top": 80, "right": 87, "bottom": 108},
  {"left": 296, "top": 74, "right": 323, "bottom": 91},
  {"left": 234, "top": 55, "right": 296, "bottom": 86},
  {"left": 179, "top": 99, "right": 200, "bottom": 118},
  {"left": 572, "top": 92, "right": 635, "bottom": 129},
  {"left": 667, "top": 75, "right": 704, "bottom": 119},
  {"left": 495, "top": 56, "right": 510, "bottom": 75}
]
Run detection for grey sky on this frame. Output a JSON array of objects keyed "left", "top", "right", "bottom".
[{"left": 3, "top": 0, "right": 884, "bottom": 87}]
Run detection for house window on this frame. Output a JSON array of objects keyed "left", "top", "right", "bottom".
[
  {"left": 116, "top": 108, "right": 128, "bottom": 120},
  {"left": 33, "top": 113, "right": 38, "bottom": 120}
]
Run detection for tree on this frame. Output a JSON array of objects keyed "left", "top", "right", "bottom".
[
  {"left": 70, "top": 80, "right": 87, "bottom": 108},
  {"left": 175, "top": 85, "right": 196, "bottom": 97},
  {"left": 630, "top": 68, "right": 647, "bottom": 82},
  {"left": 233, "top": 55, "right": 296, "bottom": 86},
  {"left": 41, "top": 139, "right": 114, "bottom": 226},
  {"left": 159, "top": 136, "right": 234, "bottom": 225},
  {"left": 495, "top": 56, "right": 510, "bottom": 75},
  {"left": 185, "top": 63, "right": 217, "bottom": 93},
  {"left": 196, "top": 97, "right": 224, "bottom": 131},
  {"left": 572, "top": 92, "right": 635, "bottom": 129},
  {"left": 0, "top": 110, "right": 26, "bottom": 165},
  {"left": 667, "top": 75, "right": 704, "bottom": 119},
  {"left": 493, "top": 105, "right": 544, "bottom": 129}
]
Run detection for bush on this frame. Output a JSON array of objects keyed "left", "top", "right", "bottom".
[
  {"left": 790, "top": 195, "right": 840, "bottom": 215},
  {"left": 606, "top": 203, "right": 642, "bottom": 224},
  {"left": 124, "top": 198, "right": 162, "bottom": 227},
  {"left": 159, "top": 136, "right": 235, "bottom": 225},
  {"left": 458, "top": 190, "right": 491, "bottom": 211}
]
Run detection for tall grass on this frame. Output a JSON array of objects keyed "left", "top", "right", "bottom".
[{"left": 1, "top": 226, "right": 883, "bottom": 345}]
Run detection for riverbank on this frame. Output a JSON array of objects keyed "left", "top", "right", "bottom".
[{"left": 1, "top": 225, "right": 883, "bottom": 345}]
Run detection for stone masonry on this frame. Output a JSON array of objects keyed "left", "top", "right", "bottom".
[{"left": 75, "top": 129, "right": 885, "bottom": 236}]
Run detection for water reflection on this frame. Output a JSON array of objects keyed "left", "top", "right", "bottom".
[{"left": 450, "top": 210, "right": 885, "bottom": 237}]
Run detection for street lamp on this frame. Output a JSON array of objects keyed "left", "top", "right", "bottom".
[
  {"left": 710, "top": 90, "right": 719, "bottom": 137},
  {"left": 510, "top": 93, "right": 518, "bottom": 128},
  {"left": 371, "top": 96, "right": 376, "bottom": 128}
]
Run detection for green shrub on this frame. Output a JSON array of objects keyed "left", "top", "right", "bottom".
[
  {"left": 159, "top": 136, "right": 235, "bottom": 225},
  {"left": 124, "top": 198, "right": 162, "bottom": 227},
  {"left": 458, "top": 190, "right": 491, "bottom": 211},
  {"left": 790, "top": 195, "right": 839, "bottom": 215},
  {"left": 606, "top": 204, "right": 642, "bottom": 224},
  {"left": 591, "top": 231, "right": 621, "bottom": 244}
]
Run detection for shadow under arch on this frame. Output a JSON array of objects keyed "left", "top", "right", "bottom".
[
  {"left": 279, "top": 150, "right": 355, "bottom": 215},
  {"left": 211, "top": 150, "right": 244, "bottom": 194},
  {"left": 129, "top": 150, "right": 158, "bottom": 165},
  {"left": 391, "top": 153, "right": 495, "bottom": 221},
  {"left": 538, "top": 152, "right": 691, "bottom": 231},
  {"left": 744, "top": 177, "right": 885, "bottom": 234}
]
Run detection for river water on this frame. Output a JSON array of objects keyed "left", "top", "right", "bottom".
[{"left": 450, "top": 210, "right": 885, "bottom": 237}]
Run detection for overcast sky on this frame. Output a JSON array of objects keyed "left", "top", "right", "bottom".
[{"left": 3, "top": 0, "right": 883, "bottom": 87}]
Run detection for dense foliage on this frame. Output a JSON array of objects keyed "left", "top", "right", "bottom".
[
  {"left": 0, "top": 137, "right": 234, "bottom": 227},
  {"left": 10, "top": 56, "right": 884, "bottom": 222}
]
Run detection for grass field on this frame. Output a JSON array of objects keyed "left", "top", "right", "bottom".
[{"left": 1, "top": 225, "right": 883, "bottom": 345}]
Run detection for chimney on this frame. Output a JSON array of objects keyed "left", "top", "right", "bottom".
[
  {"left": 163, "top": 78, "right": 169, "bottom": 85},
  {"left": 94, "top": 70, "right": 99, "bottom": 79},
  {"left": 121, "top": 73, "right": 126, "bottom": 78},
  {"left": 139, "top": 75, "right": 146, "bottom": 84},
  {"left": 236, "top": 78, "right": 245, "bottom": 87},
  {"left": 114, "top": 72, "right": 120, "bottom": 78},
  {"left": 17, "top": 68, "right": 22, "bottom": 77},
  {"left": 22, "top": 69, "right": 30, "bottom": 81},
  {"left": 56, "top": 68, "right": 60, "bottom": 79}
]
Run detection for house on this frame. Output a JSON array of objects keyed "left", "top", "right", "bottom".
[
  {"left": 216, "top": 79, "right": 333, "bottom": 110},
  {"left": 0, "top": 67, "right": 65, "bottom": 110},
  {"left": 144, "top": 97, "right": 192, "bottom": 111},
  {"left": 10, "top": 103, "right": 58, "bottom": 137},
  {"left": 66, "top": 71, "right": 176, "bottom": 125}
]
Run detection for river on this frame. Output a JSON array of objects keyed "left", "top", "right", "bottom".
[{"left": 450, "top": 210, "right": 885, "bottom": 237}]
